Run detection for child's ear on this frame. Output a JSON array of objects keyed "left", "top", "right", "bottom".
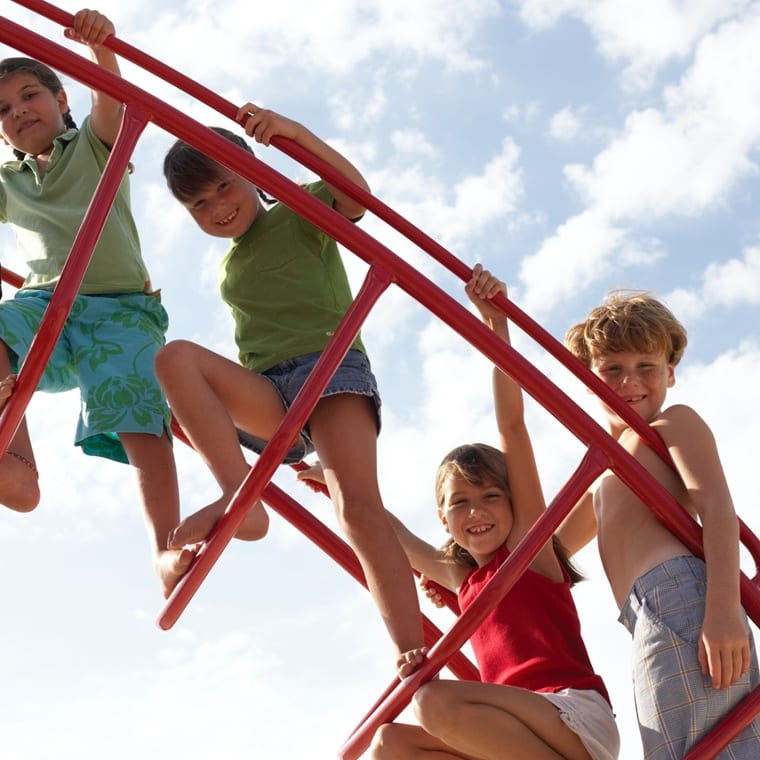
[
  {"left": 55, "top": 88, "right": 69, "bottom": 114},
  {"left": 438, "top": 508, "right": 449, "bottom": 533},
  {"left": 667, "top": 365, "right": 676, "bottom": 388}
]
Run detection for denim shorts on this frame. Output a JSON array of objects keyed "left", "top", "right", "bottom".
[
  {"left": 0, "top": 289, "right": 171, "bottom": 464},
  {"left": 618, "top": 555, "right": 760, "bottom": 759},
  {"left": 237, "top": 349, "right": 381, "bottom": 464}
]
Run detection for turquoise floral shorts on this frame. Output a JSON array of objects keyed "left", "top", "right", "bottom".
[{"left": 0, "top": 289, "right": 171, "bottom": 464}]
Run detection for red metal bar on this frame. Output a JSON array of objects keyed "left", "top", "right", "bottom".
[
  {"left": 6, "top": 1, "right": 673, "bottom": 466},
  {"left": 6, "top": 5, "right": 760, "bottom": 755},
  {"left": 8, "top": 0, "right": 759, "bottom": 579},
  {"left": 1, "top": 268, "right": 24, "bottom": 290},
  {"left": 3, "top": 0, "right": 673, "bottom": 454},
  {"left": 683, "top": 688, "right": 760, "bottom": 758}
]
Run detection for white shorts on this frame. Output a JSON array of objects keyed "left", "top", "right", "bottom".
[{"left": 540, "top": 688, "right": 620, "bottom": 760}]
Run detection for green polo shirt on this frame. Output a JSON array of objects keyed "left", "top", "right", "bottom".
[
  {"left": 219, "top": 181, "right": 366, "bottom": 373},
  {"left": 0, "top": 117, "right": 150, "bottom": 294}
]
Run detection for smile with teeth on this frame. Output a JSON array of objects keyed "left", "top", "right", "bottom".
[
  {"left": 216, "top": 208, "right": 239, "bottom": 225},
  {"left": 467, "top": 524, "right": 494, "bottom": 535}
]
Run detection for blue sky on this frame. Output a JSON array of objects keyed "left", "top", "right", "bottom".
[{"left": 2, "top": 1, "right": 760, "bottom": 758}]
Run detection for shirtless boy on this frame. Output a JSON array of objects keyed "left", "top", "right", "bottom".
[{"left": 558, "top": 291, "right": 760, "bottom": 759}]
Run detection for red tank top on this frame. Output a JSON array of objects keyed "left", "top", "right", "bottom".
[{"left": 458, "top": 543, "right": 611, "bottom": 705}]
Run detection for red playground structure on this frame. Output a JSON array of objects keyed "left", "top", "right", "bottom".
[{"left": 2, "top": 2, "right": 760, "bottom": 757}]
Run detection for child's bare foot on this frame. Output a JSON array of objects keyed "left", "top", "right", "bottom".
[
  {"left": 155, "top": 546, "right": 197, "bottom": 598},
  {"left": 0, "top": 450, "right": 40, "bottom": 512},
  {"left": 167, "top": 496, "right": 269, "bottom": 548},
  {"left": 295, "top": 461, "right": 329, "bottom": 494},
  {"left": 397, "top": 646, "right": 428, "bottom": 679}
]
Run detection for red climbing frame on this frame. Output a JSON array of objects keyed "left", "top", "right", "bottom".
[{"left": 2, "top": 2, "right": 760, "bottom": 758}]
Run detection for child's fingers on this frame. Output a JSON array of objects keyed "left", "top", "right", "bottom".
[{"left": 68, "top": 10, "right": 114, "bottom": 45}]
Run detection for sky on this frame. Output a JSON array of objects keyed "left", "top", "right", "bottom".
[{"left": 2, "top": 0, "right": 760, "bottom": 758}]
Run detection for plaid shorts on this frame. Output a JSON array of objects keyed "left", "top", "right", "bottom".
[
  {"left": 619, "top": 555, "right": 760, "bottom": 759},
  {"left": 0, "top": 289, "right": 171, "bottom": 463}
]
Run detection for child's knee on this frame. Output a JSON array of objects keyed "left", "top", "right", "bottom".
[
  {"left": 154, "top": 339, "right": 194, "bottom": 380},
  {"left": 413, "top": 681, "right": 455, "bottom": 735},
  {"left": 368, "top": 723, "right": 405, "bottom": 759},
  {"left": 0, "top": 463, "right": 41, "bottom": 512},
  {"left": 333, "top": 494, "right": 384, "bottom": 537}
]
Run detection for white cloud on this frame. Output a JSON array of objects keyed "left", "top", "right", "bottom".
[
  {"left": 567, "top": 7, "right": 760, "bottom": 219},
  {"left": 518, "top": 210, "right": 623, "bottom": 315},
  {"left": 665, "top": 245, "right": 760, "bottom": 320},
  {"left": 391, "top": 129, "right": 439, "bottom": 160},
  {"left": 370, "top": 136, "right": 523, "bottom": 259},
  {"left": 502, "top": 100, "right": 542, "bottom": 127},
  {"left": 548, "top": 106, "right": 584, "bottom": 141},
  {"left": 513, "top": 0, "right": 754, "bottom": 89},
  {"left": 520, "top": 7, "right": 760, "bottom": 310},
  {"left": 130, "top": 0, "right": 501, "bottom": 82}
]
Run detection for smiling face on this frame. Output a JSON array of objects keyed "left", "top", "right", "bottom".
[
  {"left": 0, "top": 71, "right": 68, "bottom": 158},
  {"left": 182, "top": 167, "right": 264, "bottom": 239},
  {"left": 438, "top": 474, "right": 513, "bottom": 566},
  {"left": 590, "top": 349, "right": 675, "bottom": 430}
]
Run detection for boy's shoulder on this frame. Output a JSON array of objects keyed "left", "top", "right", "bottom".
[{"left": 649, "top": 403, "right": 716, "bottom": 448}]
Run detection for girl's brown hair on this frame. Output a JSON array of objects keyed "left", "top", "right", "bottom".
[
  {"left": 0, "top": 57, "right": 76, "bottom": 160},
  {"left": 435, "top": 443, "right": 583, "bottom": 584}
]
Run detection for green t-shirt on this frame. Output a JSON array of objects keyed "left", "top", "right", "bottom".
[
  {"left": 0, "top": 117, "right": 151, "bottom": 294},
  {"left": 219, "top": 181, "right": 366, "bottom": 373}
]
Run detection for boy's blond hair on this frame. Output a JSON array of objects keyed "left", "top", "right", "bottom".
[{"left": 564, "top": 291, "right": 687, "bottom": 367}]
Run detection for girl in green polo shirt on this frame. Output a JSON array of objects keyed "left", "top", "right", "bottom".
[{"left": 0, "top": 9, "right": 193, "bottom": 598}]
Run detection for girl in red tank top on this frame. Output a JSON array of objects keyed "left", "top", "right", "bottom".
[{"left": 366, "top": 266, "right": 620, "bottom": 760}]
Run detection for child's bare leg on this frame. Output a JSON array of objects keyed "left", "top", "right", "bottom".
[
  {"left": 155, "top": 340, "right": 277, "bottom": 548},
  {"left": 0, "top": 363, "right": 40, "bottom": 511},
  {"left": 309, "top": 393, "right": 425, "bottom": 671},
  {"left": 409, "top": 680, "right": 594, "bottom": 760},
  {"left": 370, "top": 722, "right": 465, "bottom": 759},
  {"left": 119, "top": 430, "right": 195, "bottom": 598}
]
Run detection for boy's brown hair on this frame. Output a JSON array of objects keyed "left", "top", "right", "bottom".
[{"left": 564, "top": 291, "right": 687, "bottom": 367}]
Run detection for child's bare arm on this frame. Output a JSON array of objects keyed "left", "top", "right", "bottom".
[
  {"left": 236, "top": 104, "right": 369, "bottom": 220},
  {"left": 556, "top": 491, "right": 597, "bottom": 556},
  {"left": 466, "top": 265, "right": 561, "bottom": 580},
  {"left": 656, "top": 404, "right": 749, "bottom": 689},
  {"left": 64, "top": 10, "right": 123, "bottom": 148}
]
